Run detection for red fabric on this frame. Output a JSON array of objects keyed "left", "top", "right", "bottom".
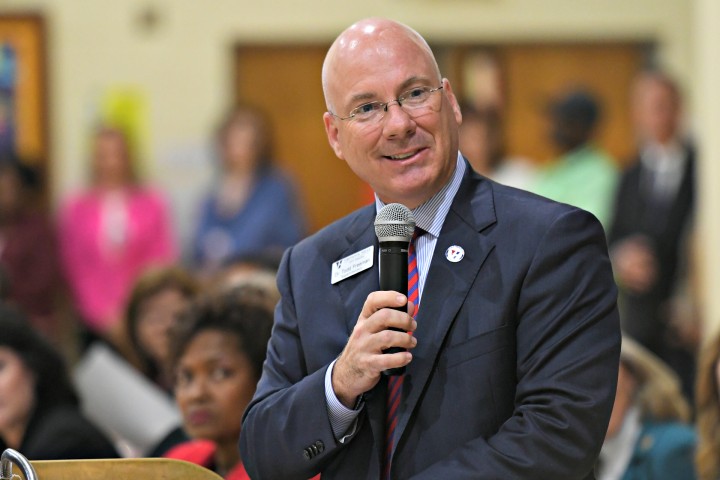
[{"left": 165, "top": 440, "right": 250, "bottom": 480}]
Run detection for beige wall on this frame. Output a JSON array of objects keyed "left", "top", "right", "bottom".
[{"left": 0, "top": 0, "right": 693, "bottom": 202}]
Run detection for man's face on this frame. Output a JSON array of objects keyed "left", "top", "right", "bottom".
[
  {"left": 323, "top": 26, "right": 462, "bottom": 209},
  {"left": 632, "top": 80, "right": 680, "bottom": 144}
]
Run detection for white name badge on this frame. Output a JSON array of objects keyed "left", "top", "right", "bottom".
[{"left": 331, "top": 245, "right": 374, "bottom": 284}]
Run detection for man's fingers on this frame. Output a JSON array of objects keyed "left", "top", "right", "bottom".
[{"left": 359, "top": 291, "right": 408, "bottom": 319}]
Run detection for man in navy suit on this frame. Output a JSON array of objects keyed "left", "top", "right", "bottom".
[{"left": 240, "top": 18, "right": 620, "bottom": 479}]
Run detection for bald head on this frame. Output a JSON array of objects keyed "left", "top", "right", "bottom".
[{"left": 322, "top": 18, "right": 441, "bottom": 112}]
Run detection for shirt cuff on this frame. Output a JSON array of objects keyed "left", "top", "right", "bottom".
[{"left": 325, "top": 359, "right": 363, "bottom": 443}]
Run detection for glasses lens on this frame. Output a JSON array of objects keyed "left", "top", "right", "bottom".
[
  {"left": 350, "top": 102, "right": 384, "bottom": 122},
  {"left": 401, "top": 87, "right": 432, "bottom": 108}
]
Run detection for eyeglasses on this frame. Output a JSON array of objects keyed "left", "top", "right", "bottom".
[{"left": 331, "top": 85, "right": 444, "bottom": 124}]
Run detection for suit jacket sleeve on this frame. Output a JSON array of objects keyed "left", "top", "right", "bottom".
[{"left": 410, "top": 208, "right": 620, "bottom": 479}]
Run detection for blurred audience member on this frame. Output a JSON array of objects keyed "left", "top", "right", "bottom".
[
  {"left": 598, "top": 336, "right": 696, "bottom": 480},
  {"left": 530, "top": 89, "right": 618, "bottom": 228},
  {"left": 608, "top": 70, "right": 696, "bottom": 398},
  {"left": 0, "top": 304, "right": 119, "bottom": 460},
  {"left": 58, "top": 127, "right": 178, "bottom": 350},
  {"left": 0, "top": 158, "right": 62, "bottom": 341},
  {"left": 126, "top": 265, "right": 200, "bottom": 393},
  {"left": 458, "top": 102, "right": 504, "bottom": 176},
  {"left": 207, "top": 250, "right": 282, "bottom": 306},
  {"left": 0, "top": 264, "right": 9, "bottom": 302},
  {"left": 694, "top": 333, "right": 720, "bottom": 480},
  {"left": 458, "top": 102, "right": 536, "bottom": 190},
  {"left": 191, "top": 104, "right": 306, "bottom": 277},
  {"left": 163, "top": 286, "right": 275, "bottom": 479}
]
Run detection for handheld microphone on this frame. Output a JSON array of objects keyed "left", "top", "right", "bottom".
[{"left": 374, "top": 203, "right": 416, "bottom": 376}]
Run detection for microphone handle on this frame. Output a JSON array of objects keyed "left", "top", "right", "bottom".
[{"left": 379, "top": 241, "right": 409, "bottom": 376}]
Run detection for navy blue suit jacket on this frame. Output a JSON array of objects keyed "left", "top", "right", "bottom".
[{"left": 240, "top": 165, "right": 620, "bottom": 479}]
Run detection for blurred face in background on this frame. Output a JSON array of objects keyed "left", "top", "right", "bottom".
[
  {"left": 174, "top": 329, "right": 257, "bottom": 445},
  {"left": 92, "top": 130, "right": 133, "bottom": 188},
  {"left": 458, "top": 115, "right": 492, "bottom": 175},
  {"left": 220, "top": 118, "right": 263, "bottom": 176},
  {"left": 136, "top": 288, "right": 190, "bottom": 369},
  {"left": 0, "top": 347, "right": 35, "bottom": 447},
  {"left": 632, "top": 77, "right": 681, "bottom": 145}
]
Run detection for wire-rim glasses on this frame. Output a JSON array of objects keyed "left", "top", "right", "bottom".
[{"left": 330, "top": 85, "right": 444, "bottom": 123}]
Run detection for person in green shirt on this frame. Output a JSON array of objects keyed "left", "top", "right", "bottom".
[{"left": 530, "top": 89, "right": 618, "bottom": 230}]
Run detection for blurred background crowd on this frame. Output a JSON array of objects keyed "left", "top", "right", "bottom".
[{"left": 1, "top": 1, "right": 720, "bottom": 479}]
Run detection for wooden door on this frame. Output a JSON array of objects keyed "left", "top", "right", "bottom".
[{"left": 500, "top": 43, "right": 648, "bottom": 166}]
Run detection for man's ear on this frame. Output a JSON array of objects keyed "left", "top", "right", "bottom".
[
  {"left": 323, "top": 112, "right": 345, "bottom": 160},
  {"left": 442, "top": 78, "right": 463, "bottom": 126}
]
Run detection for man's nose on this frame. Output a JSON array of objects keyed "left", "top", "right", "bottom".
[{"left": 382, "top": 101, "right": 416, "bottom": 137}]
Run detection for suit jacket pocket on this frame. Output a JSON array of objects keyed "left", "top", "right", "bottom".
[{"left": 443, "top": 325, "right": 512, "bottom": 367}]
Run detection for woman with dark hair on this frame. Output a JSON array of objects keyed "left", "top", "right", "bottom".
[
  {"left": 0, "top": 304, "right": 119, "bottom": 459},
  {"left": 163, "top": 285, "right": 275, "bottom": 479},
  {"left": 126, "top": 265, "right": 200, "bottom": 392},
  {"left": 191, "top": 104, "right": 306, "bottom": 276}
]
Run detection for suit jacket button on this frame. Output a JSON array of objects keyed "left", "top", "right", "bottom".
[
  {"left": 303, "top": 449, "right": 312, "bottom": 460},
  {"left": 315, "top": 440, "right": 325, "bottom": 453}
]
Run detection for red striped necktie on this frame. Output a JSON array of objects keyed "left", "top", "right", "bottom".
[{"left": 383, "top": 230, "right": 420, "bottom": 480}]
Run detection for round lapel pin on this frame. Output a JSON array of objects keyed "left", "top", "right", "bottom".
[{"left": 445, "top": 245, "right": 465, "bottom": 263}]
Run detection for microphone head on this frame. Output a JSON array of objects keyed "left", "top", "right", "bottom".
[{"left": 374, "top": 203, "right": 416, "bottom": 243}]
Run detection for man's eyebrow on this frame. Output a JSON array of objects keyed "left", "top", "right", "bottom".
[
  {"left": 398, "top": 76, "right": 431, "bottom": 91},
  {"left": 348, "top": 92, "right": 377, "bottom": 104}
]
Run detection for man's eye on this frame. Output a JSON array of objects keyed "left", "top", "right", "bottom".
[
  {"left": 407, "top": 88, "right": 425, "bottom": 98},
  {"left": 357, "top": 103, "right": 378, "bottom": 114}
]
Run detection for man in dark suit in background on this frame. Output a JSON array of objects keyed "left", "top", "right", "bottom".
[
  {"left": 608, "top": 70, "right": 696, "bottom": 400},
  {"left": 240, "top": 17, "right": 620, "bottom": 479}
]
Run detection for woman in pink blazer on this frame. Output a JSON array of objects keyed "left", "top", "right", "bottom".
[{"left": 59, "top": 127, "right": 177, "bottom": 349}]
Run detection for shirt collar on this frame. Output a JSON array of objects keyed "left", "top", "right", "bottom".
[
  {"left": 640, "top": 139, "right": 684, "bottom": 173},
  {"left": 375, "top": 153, "right": 465, "bottom": 238}
]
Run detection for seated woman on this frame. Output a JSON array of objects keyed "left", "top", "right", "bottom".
[
  {"left": 695, "top": 332, "right": 720, "bottom": 480},
  {"left": 126, "top": 265, "right": 200, "bottom": 393},
  {"left": 0, "top": 304, "right": 119, "bottom": 460},
  {"left": 163, "top": 285, "right": 274, "bottom": 479},
  {"left": 597, "top": 336, "right": 696, "bottom": 480}
]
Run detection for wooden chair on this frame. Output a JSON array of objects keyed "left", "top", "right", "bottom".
[{"left": 2, "top": 449, "right": 223, "bottom": 480}]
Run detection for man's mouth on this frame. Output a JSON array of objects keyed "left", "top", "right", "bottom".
[{"left": 385, "top": 149, "right": 422, "bottom": 160}]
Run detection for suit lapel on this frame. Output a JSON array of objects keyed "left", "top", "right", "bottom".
[
  {"left": 395, "top": 169, "right": 497, "bottom": 447},
  {"left": 334, "top": 206, "right": 380, "bottom": 335}
]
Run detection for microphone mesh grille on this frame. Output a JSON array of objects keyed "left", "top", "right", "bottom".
[{"left": 374, "top": 203, "right": 416, "bottom": 242}]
